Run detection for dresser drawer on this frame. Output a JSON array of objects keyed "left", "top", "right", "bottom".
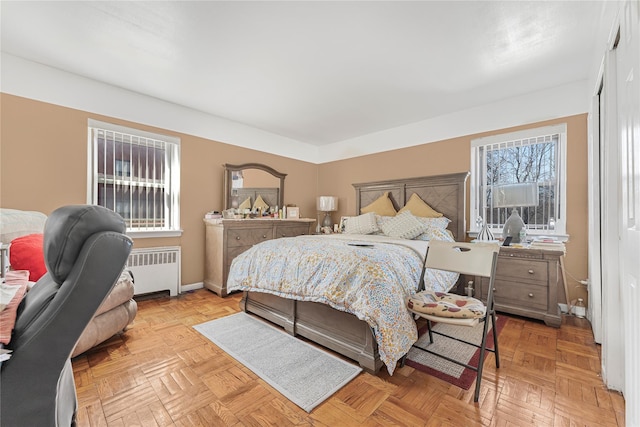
[
  {"left": 227, "top": 245, "right": 253, "bottom": 261},
  {"left": 495, "top": 259, "right": 547, "bottom": 283},
  {"left": 274, "top": 224, "right": 311, "bottom": 238},
  {"left": 227, "top": 227, "right": 273, "bottom": 247},
  {"left": 481, "top": 279, "right": 548, "bottom": 311}
]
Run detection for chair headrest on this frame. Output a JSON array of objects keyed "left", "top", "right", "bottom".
[{"left": 43, "top": 205, "right": 126, "bottom": 283}]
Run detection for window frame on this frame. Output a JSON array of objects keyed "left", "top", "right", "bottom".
[
  {"left": 87, "top": 119, "right": 182, "bottom": 238},
  {"left": 469, "top": 123, "right": 568, "bottom": 239}
]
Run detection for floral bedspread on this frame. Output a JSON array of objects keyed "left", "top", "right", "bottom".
[{"left": 226, "top": 234, "right": 458, "bottom": 374}]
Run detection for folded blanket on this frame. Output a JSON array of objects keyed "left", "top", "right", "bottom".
[{"left": 0, "top": 270, "right": 30, "bottom": 344}]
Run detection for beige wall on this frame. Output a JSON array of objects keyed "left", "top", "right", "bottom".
[
  {"left": 0, "top": 93, "right": 588, "bottom": 306},
  {"left": 0, "top": 94, "right": 318, "bottom": 287},
  {"left": 317, "top": 114, "right": 589, "bottom": 306}
]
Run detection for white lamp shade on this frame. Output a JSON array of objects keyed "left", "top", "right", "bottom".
[
  {"left": 317, "top": 196, "right": 338, "bottom": 212},
  {"left": 493, "top": 183, "right": 538, "bottom": 208}
]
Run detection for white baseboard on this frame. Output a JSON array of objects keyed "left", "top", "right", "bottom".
[
  {"left": 180, "top": 282, "right": 204, "bottom": 293},
  {"left": 558, "top": 303, "right": 586, "bottom": 318}
]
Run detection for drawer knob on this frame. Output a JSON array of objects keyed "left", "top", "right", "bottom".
[
  {"left": 235, "top": 236, "right": 241, "bottom": 240},
  {"left": 263, "top": 234, "right": 267, "bottom": 239},
  {"left": 528, "top": 293, "right": 534, "bottom": 298},
  {"left": 281, "top": 234, "right": 286, "bottom": 237},
  {"left": 510, "top": 254, "right": 514, "bottom": 257},
  {"left": 528, "top": 269, "right": 534, "bottom": 274},
  {"left": 493, "top": 288, "right": 497, "bottom": 292}
]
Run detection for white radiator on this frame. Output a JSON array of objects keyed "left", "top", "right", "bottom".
[{"left": 126, "top": 246, "right": 181, "bottom": 296}]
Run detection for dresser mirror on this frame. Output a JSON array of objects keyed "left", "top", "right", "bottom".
[{"left": 223, "top": 163, "right": 286, "bottom": 212}]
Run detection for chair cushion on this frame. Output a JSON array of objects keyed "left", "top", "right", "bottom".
[
  {"left": 408, "top": 291, "right": 486, "bottom": 319},
  {"left": 94, "top": 271, "right": 135, "bottom": 316}
]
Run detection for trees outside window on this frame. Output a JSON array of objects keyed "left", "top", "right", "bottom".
[{"left": 470, "top": 124, "right": 567, "bottom": 236}]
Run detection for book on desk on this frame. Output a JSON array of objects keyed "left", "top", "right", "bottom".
[{"left": 529, "top": 236, "right": 566, "bottom": 251}]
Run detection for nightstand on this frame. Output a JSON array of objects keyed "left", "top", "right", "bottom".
[{"left": 471, "top": 245, "right": 566, "bottom": 327}]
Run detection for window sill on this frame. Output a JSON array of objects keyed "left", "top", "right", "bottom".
[
  {"left": 126, "top": 229, "right": 183, "bottom": 239},
  {"left": 467, "top": 230, "right": 569, "bottom": 242}
]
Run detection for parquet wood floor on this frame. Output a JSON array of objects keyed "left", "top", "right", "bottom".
[{"left": 72, "top": 289, "right": 625, "bottom": 426}]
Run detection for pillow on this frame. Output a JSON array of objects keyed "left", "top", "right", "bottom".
[
  {"left": 398, "top": 193, "right": 443, "bottom": 218},
  {"left": 10, "top": 233, "right": 46, "bottom": 282},
  {"left": 344, "top": 212, "right": 379, "bottom": 235},
  {"left": 417, "top": 216, "right": 450, "bottom": 229},
  {"left": 361, "top": 192, "right": 397, "bottom": 216},
  {"left": 373, "top": 215, "right": 394, "bottom": 234},
  {"left": 238, "top": 197, "right": 252, "bottom": 210},
  {"left": 414, "top": 217, "right": 453, "bottom": 241},
  {"left": 380, "top": 211, "right": 427, "bottom": 240},
  {"left": 415, "top": 227, "right": 455, "bottom": 242},
  {"left": 252, "top": 195, "right": 269, "bottom": 211}
]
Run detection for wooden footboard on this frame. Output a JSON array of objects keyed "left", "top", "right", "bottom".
[{"left": 240, "top": 291, "right": 383, "bottom": 374}]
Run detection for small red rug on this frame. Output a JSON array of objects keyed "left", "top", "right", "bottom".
[{"left": 404, "top": 315, "right": 506, "bottom": 390}]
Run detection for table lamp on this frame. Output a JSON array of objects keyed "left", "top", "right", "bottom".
[
  {"left": 493, "top": 182, "right": 538, "bottom": 243},
  {"left": 317, "top": 196, "right": 338, "bottom": 230}
]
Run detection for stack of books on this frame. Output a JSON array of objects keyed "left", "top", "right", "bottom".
[
  {"left": 529, "top": 236, "right": 566, "bottom": 252},
  {"left": 204, "top": 211, "right": 222, "bottom": 220}
]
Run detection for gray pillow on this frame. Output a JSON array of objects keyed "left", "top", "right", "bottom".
[{"left": 380, "top": 211, "right": 427, "bottom": 239}]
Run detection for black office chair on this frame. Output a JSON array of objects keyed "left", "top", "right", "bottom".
[
  {"left": 402, "top": 240, "right": 500, "bottom": 402},
  {"left": 1, "top": 205, "right": 133, "bottom": 426}
]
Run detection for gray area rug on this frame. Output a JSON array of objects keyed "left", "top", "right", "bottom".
[{"left": 193, "top": 312, "right": 362, "bottom": 412}]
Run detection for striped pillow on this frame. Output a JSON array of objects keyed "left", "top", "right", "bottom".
[{"left": 344, "top": 212, "right": 379, "bottom": 235}]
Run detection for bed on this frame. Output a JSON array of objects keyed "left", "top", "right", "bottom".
[{"left": 227, "top": 172, "right": 469, "bottom": 374}]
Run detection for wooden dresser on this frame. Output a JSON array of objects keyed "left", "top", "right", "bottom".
[
  {"left": 203, "top": 218, "right": 315, "bottom": 297},
  {"left": 473, "top": 246, "right": 566, "bottom": 327}
]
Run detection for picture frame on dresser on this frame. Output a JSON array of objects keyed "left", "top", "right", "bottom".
[
  {"left": 287, "top": 207, "right": 300, "bottom": 219},
  {"left": 338, "top": 216, "right": 352, "bottom": 233}
]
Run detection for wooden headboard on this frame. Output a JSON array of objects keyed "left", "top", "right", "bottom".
[{"left": 353, "top": 172, "right": 469, "bottom": 241}]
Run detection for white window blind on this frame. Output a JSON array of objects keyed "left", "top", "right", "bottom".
[
  {"left": 88, "top": 120, "right": 180, "bottom": 235},
  {"left": 470, "top": 124, "right": 567, "bottom": 236}
]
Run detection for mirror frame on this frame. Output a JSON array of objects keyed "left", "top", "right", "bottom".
[{"left": 223, "top": 163, "right": 287, "bottom": 211}]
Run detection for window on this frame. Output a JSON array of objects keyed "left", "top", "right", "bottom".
[
  {"left": 470, "top": 124, "right": 567, "bottom": 237},
  {"left": 88, "top": 120, "right": 181, "bottom": 237}
]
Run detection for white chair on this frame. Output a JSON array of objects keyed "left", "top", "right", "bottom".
[{"left": 402, "top": 240, "right": 500, "bottom": 402}]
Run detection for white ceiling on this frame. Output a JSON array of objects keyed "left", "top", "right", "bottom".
[{"left": 1, "top": 1, "right": 611, "bottom": 153}]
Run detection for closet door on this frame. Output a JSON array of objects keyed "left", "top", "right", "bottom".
[{"left": 617, "top": 1, "right": 640, "bottom": 423}]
